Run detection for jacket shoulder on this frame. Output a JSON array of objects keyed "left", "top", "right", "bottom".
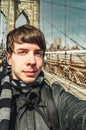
[{"left": 51, "top": 82, "right": 86, "bottom": 130}]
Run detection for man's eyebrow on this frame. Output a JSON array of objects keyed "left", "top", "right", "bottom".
[
  {"left": 35, "top": 49, "right": 43, "bottom": 51},
  {"left": 16, "top": 48, "right": 43, "bottom": 51},
  {"left": 16, "top": 48, "right": 28, "bottom": 50}
]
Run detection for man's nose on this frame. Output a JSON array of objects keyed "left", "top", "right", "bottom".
[{"left": 26, "top": 53, "right": 36, "bottom": 65}]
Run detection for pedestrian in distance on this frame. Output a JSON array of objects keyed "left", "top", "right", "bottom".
[{"left": 0, "top": 24, "right": 86, "bottom": 130}]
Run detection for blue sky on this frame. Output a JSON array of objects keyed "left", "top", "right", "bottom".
[
  {"left": 40, "top": 0, "right": 86, "bottom": 49},
  {"left": 0, "top": 0, "right": 86, "bottom": 49}
]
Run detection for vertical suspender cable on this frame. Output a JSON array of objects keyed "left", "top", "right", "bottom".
[
  {"left": 51, "top": 0, "right": 53, "bottom": 47},
  {"left": 42, "top": 0, "right": 45, "bottom": 33},
  {"left": 33, "top": 0, "right": 34, "bottom": 26},
  {"left": 0, "top": 0, "right": 3, "bottom": 51},
  {"left": 64, "top": 0, "right": 67, "bottom": 64}
]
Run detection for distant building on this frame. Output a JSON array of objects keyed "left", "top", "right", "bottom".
[
  {"left": 63, "top": 44, "right": 70, "bottom": 50},
  {"left": 53, "top": 37, "right": 62, "bottom": 50}
]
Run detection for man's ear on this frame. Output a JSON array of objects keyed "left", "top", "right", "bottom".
[{"left": 6, "top": 52, "right": 12, "bottom": 65}]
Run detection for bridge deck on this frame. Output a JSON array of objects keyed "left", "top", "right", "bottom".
[{"left": 43, "top": 70, "right": 86, "bottom": 100}]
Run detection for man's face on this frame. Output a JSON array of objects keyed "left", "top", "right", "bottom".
[{"left": 7, "top": 42, "right": 44, "bottom": 84}]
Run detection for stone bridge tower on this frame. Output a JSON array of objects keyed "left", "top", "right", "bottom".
[{"left": 0, "top": 0, "right": 40, "bottom": 32}]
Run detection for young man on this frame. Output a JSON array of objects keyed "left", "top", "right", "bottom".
[{"left": 0, "top": 24, "right": 86, "bottom": 130}]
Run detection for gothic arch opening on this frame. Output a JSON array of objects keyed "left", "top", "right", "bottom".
[{"left": 15, "top": 11, "right": 30, "bottom": 28}]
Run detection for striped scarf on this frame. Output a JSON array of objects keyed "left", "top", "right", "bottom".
[
  {"left": 0, "top": 75, "right": 12, "bottom": 130},
  {"left": 0, "top": 71, "right": 44, "bottom": 130}
]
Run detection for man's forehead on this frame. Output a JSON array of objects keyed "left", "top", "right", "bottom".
[{"left": 13, "top": 42, "right": 41, "bottom": 50}]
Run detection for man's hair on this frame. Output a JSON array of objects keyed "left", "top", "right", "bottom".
[{"left": 6, "top": 24, "right": 46, "bottom": 56}]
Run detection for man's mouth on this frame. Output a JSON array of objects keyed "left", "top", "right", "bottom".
[{"left": 23, "top": 70, "right": 37, "bottom": 77}]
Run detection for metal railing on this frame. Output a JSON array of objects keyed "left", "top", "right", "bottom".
[{"left": 44, "top": 50, "right": 86, "bottom": 88}]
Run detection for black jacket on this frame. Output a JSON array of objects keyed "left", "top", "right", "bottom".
[
  {"left": 52, "top": 83, "right": 86, "bottom": 130},
  {"left": 0, "top": 71, "right": 86, "bottom": 130}
]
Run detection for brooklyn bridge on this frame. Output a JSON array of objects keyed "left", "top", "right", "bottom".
[{"left": 0, "top": 0, "right": 86, "bottom": 100}]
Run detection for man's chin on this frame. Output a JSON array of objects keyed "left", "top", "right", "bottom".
[{"left": 22, "top": 77, "right": 37, "bottom": 84}]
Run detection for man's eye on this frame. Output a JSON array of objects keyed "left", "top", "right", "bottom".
[
  {"left": 35, "top": 51, "right": 43, "bottom": 57},
  {"left": 17, "top": 50, "right": 27, "bottom": 55}
]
